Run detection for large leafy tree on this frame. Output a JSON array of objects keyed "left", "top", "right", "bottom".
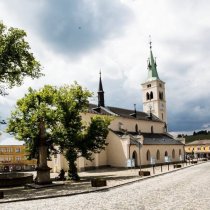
[
  {"left": 7, "top": 85, "right": 57, "bottom": 161},
  {"left": 0, "top": 22, "right": 42, "bottom": 95},
  {"left": 7, "top": 83, "right": 111, "bottom": 180},
  {"left": 52, "top": 85, "right": 111, "bottom": 180}
]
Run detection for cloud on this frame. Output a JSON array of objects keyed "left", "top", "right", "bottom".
[
  {"left": 1, "top": 0, "right": 210, "bottom": 134},
  {"left": 2, "top": 0, "right": 133, "bottom": 58}
]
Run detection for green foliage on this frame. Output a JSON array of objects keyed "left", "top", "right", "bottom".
[
  {"left": 7, "top": 83, "right": 111, "bottom": 180},
  {"left": 7, "top": 85, "right": 57, "bottom": 159},
  {"left": 0, "top": 22, "right": 42, "bottom": 95}
]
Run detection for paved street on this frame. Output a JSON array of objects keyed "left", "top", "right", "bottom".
[{"left": 1, "top": 162, "right": 210, "bottom": 210}]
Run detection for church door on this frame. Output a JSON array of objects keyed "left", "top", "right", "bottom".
[{"left": 132, "top": 151, "right": 138, "bottom": 167}]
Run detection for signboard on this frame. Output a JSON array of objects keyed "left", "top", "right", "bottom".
[
  {"left": 179, "top": 155, "right": 183, "bottom": 161},
  {"left": 164, "top": 156, "right": 171, "bottom": 163},
  {"left": 150, "top": 157, "right": 156, "bottom": 165},
  {"left": 127, "top": 159, "right": 135, "bottom": 168}
]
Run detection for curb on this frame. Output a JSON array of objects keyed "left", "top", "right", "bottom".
[{"left": 0, "top": 161, "right": 206, "bottom": 204}]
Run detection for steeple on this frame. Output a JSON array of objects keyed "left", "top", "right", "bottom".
[
  {"left": 98, "top": 71, "right": 105, "bottom": 107},
  {"left": 147, "top": 39, "right": 159, "bottom": 81}
]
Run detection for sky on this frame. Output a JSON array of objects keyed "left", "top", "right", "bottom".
[{"left": 1, "top": 0, "right": 210, "bottom": 144}]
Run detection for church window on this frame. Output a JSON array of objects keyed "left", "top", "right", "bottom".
[
  {"left": 172, "top": 149, "right": 175, "bottom": 159},
  {"left": 135, "top": 124, "right": 138, "bottom": 133},
  {"left": 150, "top": 91, "right": 153, "bottom": 99},
  {"left": 146, "top": 150, "right": 151, "bottom": 161},
  {"left": 146, "top": 92, "right": 150, "bottom": 100},
  {"left": 147, "top": 84, "right": 151, "bottom": 88},
  {"left": 156, "top": 150, "right": 160, "bottom": 160},
  {"left": 165, "top": 151, "right": 168, "bottom": 156},
  {"left": 151, "top": 126, "right": 154, "bottom": 133},
  {"left": 159, "top": 92, "right": 164, "bottom": 100}
]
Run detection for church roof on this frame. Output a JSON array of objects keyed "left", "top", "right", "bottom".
[
  {"left": 110, "top": 130, "right": 183, "bottom": 145},
  {"left": 88, "top": 104, "right": 163, "bottom": 123}
]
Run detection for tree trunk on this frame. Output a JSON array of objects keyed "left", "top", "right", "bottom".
[
  {"left": 66, "top": 149, "right": 80, "bottom": 181},
  {"left": 68, "top": 159, "right": 80, "bottom": 181}
]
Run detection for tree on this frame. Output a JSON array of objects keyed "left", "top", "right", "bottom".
[
  {"left": 7, "top": 83, "right": 111, "bottom": 180},
  {"left": 51, "top": 84, "right": 111, "bottom": 180},
  {"left": 7, "top": 85, "right": 57, "bottom": 162},
  {"left": 0, "top": 22, "right": 42, "bottom": 95}
]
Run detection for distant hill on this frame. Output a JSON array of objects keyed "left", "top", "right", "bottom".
[{"left": 177, "top": 130, "right": 210, "bottom": 143}]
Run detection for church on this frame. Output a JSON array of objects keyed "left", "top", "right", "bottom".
[{"left": 48, "top": 43, "right": 184, "bottom": 172}]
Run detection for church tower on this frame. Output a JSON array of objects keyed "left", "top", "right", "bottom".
[
  {"left": 141, "top": 41, "right": 167, "bottom": 122},
  {"left": 98, "top": 71, "right": 105, "bottom": 107}
]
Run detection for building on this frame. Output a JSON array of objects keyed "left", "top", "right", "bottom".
[
  {"left": 48, "top": 43, "right": 184, "bottom": 172},
  {"left": 0, "top": 145, "right": 37, "bottom": 171},
  {"left": 185, "top": 140, "right": 210, "bottom": 159}
]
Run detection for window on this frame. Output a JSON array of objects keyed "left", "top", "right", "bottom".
[
  {"left": 151, "top": 126, "right": 154, "bottom": 133},
  {"left": 159, "top": 92, "right": 164, "bottom": 100},
  {"left": 135, "top": 124, "right": 138, "bottom": 133},
  {"left": 172, "top": 149, "right": 175, "bottom": 159},
  {"left": 16, "top": 157, "right": 21, "bottom": 161},
  {"left": 156, "top": 150, "right": 160, "bottom": 160},
  {"left": 16, "top": 148, "right": 21, "bottom": 153},
  {"left": 146, "top": 150, "right": 151, "bottom": 161},
  {"left": 150, "top": 91, "right": 153, "bottom": 100},
  {"left": 146, "top": 92, "right": 150, "bottom": 100},
  {"left": 147, "top": 84, "right": 151, "bottom": 88},
  {"left": 159, "top": 83, "right": 162, "bottom": 87},
  {"left": 165, "top": 151, "right": 168, "bottom": 156},
  {"left": 179, "top": 149, "right": 182, "bottom": 156}
]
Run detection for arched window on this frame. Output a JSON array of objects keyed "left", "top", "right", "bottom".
[
  {"left": 146, "top": 150, "right": 151, "bottom": 161},
  {"left": 135, "top": 124, "right": 138, "bottom": 133},
  {"left": 151, "top": 126, "right": 154, "bottom": 133},
  {"left": 159, "top": 92, "right": 164, "bottom": 100},
  {"left": 150, "top": 91, "right": 153, "bottom": 99},
  {"left": 146, "top": 92, "right": 150, "bottom": 100},
  {"left": 165, "top": 151, "right": 168, "bottom": 157},
  {"left": 179, "top": 149, "right": 182, "bottom": 156},
  {"left": 172, "top": 149, "right": 175, "bottom": 159},
  {"left": 156, "top": 150, "right": 160, "bottom": 160}
]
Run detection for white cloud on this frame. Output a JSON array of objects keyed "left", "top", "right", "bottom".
[{"left": 0, "top": 0, "right": 210, "bottom": 134}]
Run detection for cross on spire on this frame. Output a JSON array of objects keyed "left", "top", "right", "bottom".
[{"left": 149, "top": 35, "right": 152, "bottom": 50}]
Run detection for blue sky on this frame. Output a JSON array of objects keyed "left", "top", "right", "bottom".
[{"left": 0, "top": 0, "right": 210, "bottom": 143}]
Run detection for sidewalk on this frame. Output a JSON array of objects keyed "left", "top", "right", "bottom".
[{"left": 0, "top": 161, "right": 203, "bottom": 203}]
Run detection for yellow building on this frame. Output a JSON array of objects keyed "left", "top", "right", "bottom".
[
  {"left": 0, "top": 145, "right": 37, "bottom": 172},
  {"left": 185, "top": 140, "right": 210, "bottom": 159},
  {"left": 48, "top": 43, "right": 185, "bottom": 173}
]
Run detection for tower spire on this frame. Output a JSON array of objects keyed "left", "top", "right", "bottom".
[
  {"left": 98, "top": 70, "right": 105, "bottom": 107},
  {"left": 147, "top": 36, "right": 159, "bottom": 81}
]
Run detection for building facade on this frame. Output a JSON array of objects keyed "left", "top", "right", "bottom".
[
  {"left": 0, "top": 145, "right": 37, "bottom": 171},
  {"left": 48, "top": 43, "right": 184, "bottom": 173},
  {"left": 185, "top": 140, "right": 210, "bottom": 159}
]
